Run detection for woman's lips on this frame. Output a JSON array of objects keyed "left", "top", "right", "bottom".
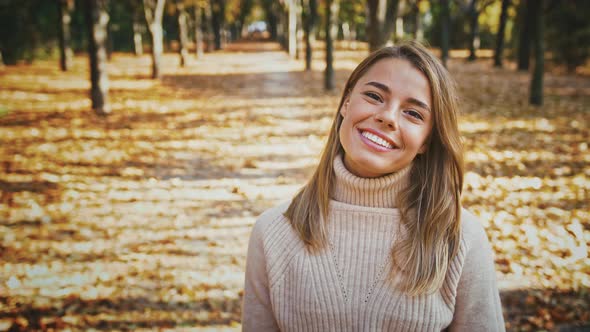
[
  {"left": 358, "top": 128, "right": 398, "bottom": 151},
  {"left": 358, "top": 128, "right": 397, "bottom": 150}
]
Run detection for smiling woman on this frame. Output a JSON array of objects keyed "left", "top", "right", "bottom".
[{"left": 242, "top": 41, "right": 505, "bottom": 331}]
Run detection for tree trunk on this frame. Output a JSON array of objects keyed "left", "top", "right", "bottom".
[
  {"left": 144, "top": 0, "right": 166, "bottom": 79},
  {"left": 324, "top": 0, "right": 338, "bottom": 90},
  {"left": 261, "top": 0, "right": 279, "bottom": 41},
  {"left": 85, "top": 0, "right": 110, "bottom": 115},
  {"left": 302, "top": 0, "right": 317, "bottom": 71},
  {"left": 284, "top": 9, "right": 289, "bottom": 50},
  {"left": 440, "top": 0, "right": 450, "bottom": 67},
  {"left": 204, "top": 2, "right": 214, "bottom": 52},
  {"left": 288, "top": 0, "right": 297, "bottom": 58},
  {"left": 388, "top": 0, "right": 400, "bottom": 45},
  {"left": 296, "top": 3, "right": 304, "bottom": 59},
  {"left": 350, "top": 23, "right": 357, "bottom": 49},
  {"left": 302, "top": 0, "right": 311, "bottom": 69},
  {"left": 234, "top": 23, "right": 242, "bottom": 41},
  {"left": 106, "top": 17, "right": 113, "bottom": 61},
  {"left": 414, "top": 1, "right": 423, "bottom": 42},
  {"left": 395, "top": 16, "right": 403, "bottom": 42},
  {"left": 493, "top": 0, "right": 510, "bottom": 67},
  {"left": 280, "top": 9, "right": 288, "bottom": 50},
  {"left": 211, "top": 0, "right": 225, "bottom": 50},
  {"left": 367, "top": 0, "right": 398, "bottom": 52},
  {"left": 150, "top": 24, "right": 163, "bottom": 78},
  {"left": 517, "top": 0, "right": 530, "bottom": 71},
  {"left": 268, "top": 11, "right": 278, "bottom": 40},
  {"left": 176, "top": 0, "right": 189, "bottom": 66},
  {"left": 222, "top": 28, "right": 229, "bottom": 45},
  {"left": 392, "top": 0, "right": 404, "bottom": 43},
  {"left": 237, "top": 0, "right": 253, "bottom": 40},
  {"left": 529, "top": 0, "right": 543, "bottom": 105},
  {"left": 133, "top": 9, "right": 144, "bottom": 56},
  {"left": 194, "top": 5, "right": 204, "bottom": 57},
  {"left": 367, "top": 0, "right": 382, "bottom": 51},
  {"left": 58, "top": 0, "right": 74, "bottom": 71},
  {"left": 468, "top": 0, "right": 479, "bottom": 61}
]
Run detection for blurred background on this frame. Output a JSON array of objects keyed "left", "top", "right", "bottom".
[{"left": 0, "top": 0, "right": 588, "bottom": 331}]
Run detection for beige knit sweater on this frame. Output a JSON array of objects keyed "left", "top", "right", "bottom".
[{"left": 242, "top": 155, "right": 505, "bottom": 331}]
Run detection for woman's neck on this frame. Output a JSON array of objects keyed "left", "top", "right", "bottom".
[{"left": 331, "top": 154, "right": 412, "bottom": 208}]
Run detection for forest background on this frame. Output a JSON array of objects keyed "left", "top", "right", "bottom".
[{"left": 0, "top": 0, "right": 589, "bottom": 331}]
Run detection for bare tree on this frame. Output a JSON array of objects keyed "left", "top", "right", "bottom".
[
  {"left": 143, "top": 0, "right": 166, "bottom": 78},
  {"left": 58, "top": 0, "right": 74, "bottom": 71},
  {"left": 85, "top": 0, "right": 111, "bottom": 115}
]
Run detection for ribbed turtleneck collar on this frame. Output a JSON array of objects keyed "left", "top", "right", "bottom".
[{"left": 331, "top": 154, "right": 412, "bottom": 208}]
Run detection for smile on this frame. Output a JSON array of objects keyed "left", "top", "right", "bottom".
[{"left": 359, "top": 129, "right": 396, "bottom": 149}]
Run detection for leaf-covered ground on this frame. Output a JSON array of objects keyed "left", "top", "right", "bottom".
[{"left": 0, "top": 41, "right": 588, "bottom": 331}]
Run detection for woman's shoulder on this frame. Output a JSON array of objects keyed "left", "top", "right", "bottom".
[
  {"left": 459, "top": 207, "right": 493, "bottom": 252},
  {"left": 253, "top": 199, "right": 291, "bottom": 228},
  {"left": 251, "top": 199, "right": 297, "bottom": 243},
  {"left": 250, "top": 200, "right": 305, "bottom": 282}
]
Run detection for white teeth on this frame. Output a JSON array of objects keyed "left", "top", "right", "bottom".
[{"left": 361, "top": 131, "right": 394, "bottom": 149}]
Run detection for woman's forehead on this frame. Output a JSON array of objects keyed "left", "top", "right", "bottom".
[
  {"left": 360, "top": 58, "right": 422, "bottom": 81},
  {"left": 353, "top": 58, "right": 432, "bottom": 102}
]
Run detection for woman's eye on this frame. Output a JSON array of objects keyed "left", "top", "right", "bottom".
[
  {"left": 364, "top": 92, "right": 382, "bottom": 102},
  {"left": 405, "top": 110, "right": 424, "bottom": 121}
]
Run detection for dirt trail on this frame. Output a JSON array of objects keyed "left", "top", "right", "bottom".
[{"left": 0, "top": 41, "right": 346, "bottom": 330}]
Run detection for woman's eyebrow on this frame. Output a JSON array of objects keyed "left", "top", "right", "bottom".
[
  {"left": 364, "top": 81, "right": 431, "bottom": 112},
  {"left": 365, "top": 81, "right": 390, "bottom": 93},
  {"left": 407, "top": 98, "right": 431, "bottom": 113}
]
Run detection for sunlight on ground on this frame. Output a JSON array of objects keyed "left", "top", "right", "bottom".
[{"left": 0, "top": 41, "right": 589, "bottom": 330}]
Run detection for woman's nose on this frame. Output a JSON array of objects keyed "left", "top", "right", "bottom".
[{"left": 374, "top": 107, "right": 398, "bottom": 131}]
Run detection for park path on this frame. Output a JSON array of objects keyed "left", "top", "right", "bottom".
[
  {"left": 0, "top": 40, "right": 354, "bottom": 330},
  {"left": 1, "top": 41, "right": 589, "bottom": 331}
]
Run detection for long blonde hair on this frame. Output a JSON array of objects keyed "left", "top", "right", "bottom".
[{"left": 284, "top": 41, "right": 464, "bottom": 296}]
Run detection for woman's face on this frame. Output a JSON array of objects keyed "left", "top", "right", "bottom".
[{"left": 339, "top": 58, "right": 434, "bottom": 178}]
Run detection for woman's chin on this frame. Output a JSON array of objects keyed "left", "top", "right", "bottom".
[{"left": 345, "top": 155, "right": 394, "bottom": 178}]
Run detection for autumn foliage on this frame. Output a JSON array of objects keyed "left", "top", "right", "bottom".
[{"left": 0, "top": 42, "right": 589, "bottom": 331}]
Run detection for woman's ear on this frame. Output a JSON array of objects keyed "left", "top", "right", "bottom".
[
  {"left": 418, "top": 129, "right": 434, "bottom": 154},
  {"left": 340, "top": 99, "right": 350, "bottom": 117}
]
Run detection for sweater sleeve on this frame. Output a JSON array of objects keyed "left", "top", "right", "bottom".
[
  {"left": 448, "top": 214, "right": 506, "bottom": 332},
  {"left": 241, "top": 218, "right": 280, "bottom": 332}
]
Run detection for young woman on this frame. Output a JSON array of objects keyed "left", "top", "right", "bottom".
[{"left": 242, "top": 41, "right": 504, "bottom": 331}]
